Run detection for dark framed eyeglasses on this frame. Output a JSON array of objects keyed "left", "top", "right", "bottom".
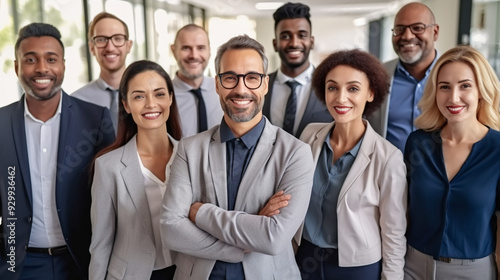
[
  {"left": 218, "top": 72, "right": 265, "bottom": 90},
  {"left": 92, "top": 34, "right": 128, "bottom": 48},
  {"left": 392, "top": 23, "right": 436, "bottom": 37}
]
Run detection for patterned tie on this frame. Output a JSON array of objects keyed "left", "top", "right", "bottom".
[
  {"left": 190, "top": 88, "right": 208, "bottom": 132},
  {"left": 283, "top": 80, "right": 299, "bottom": 134}
]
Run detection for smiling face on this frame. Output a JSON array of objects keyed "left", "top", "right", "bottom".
[
  {"left": 90, "top": 18, "right": 132, "bottom": 75},
  {"left": 123, "top": 70, "right": 172, "bottom": 133},
  {"left": 324, "top": 65, "right": 373, "bottom": 126},
  {"left": 215, "top": 48, "right": 268, "bottom": 126},
  {"left": 171, "top": 27, "right": 210, "bottom": 82},
  {"left": 15, "top": 36, "right": 65, "bottom": 101},
  {"left": 273, "top": 18, "right": 314, "bottom": 75},
  {"left": 392, "top": 3, "right": 438, "bottom": 66},
  {"left": 436, "top": 61, "right": 480, "bottom": 126}
]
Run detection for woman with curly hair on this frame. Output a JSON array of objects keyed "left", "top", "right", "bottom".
[{"left": 296, "top": 49, "right": 407, "bottom": 280}]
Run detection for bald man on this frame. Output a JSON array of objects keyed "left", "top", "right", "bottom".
[
  {"left": 171, "top": 24, "right": 223, "bottom": 137},
  {"left": 367, "top": 2, "right": 439, "bottom": 151}
]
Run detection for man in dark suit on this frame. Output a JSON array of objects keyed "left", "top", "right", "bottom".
[
  {"left": 0, "top": 22, "right": 115, "bottom": 280},
  {"left": 263, "top": 2, "right": 332, "bottom": 137}
]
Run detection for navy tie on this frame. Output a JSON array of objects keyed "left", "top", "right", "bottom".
[
  {"left": 283, "top": 80, "right": 299, "bottom": 134},
  {"left": 190, "top": 88, "right": 208, "bottom": 132}
]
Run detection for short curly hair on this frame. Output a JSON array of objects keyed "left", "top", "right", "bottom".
[{"left": 312, "top": 49, "right": 390, "bottom": 117}]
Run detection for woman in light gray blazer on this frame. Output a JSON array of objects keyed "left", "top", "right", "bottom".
[
  {"left": 296, "top": 50, "right": 407, "bottom": 280},
  {"left": 89, "top": 60, "right": 182, "bottom": 280}
]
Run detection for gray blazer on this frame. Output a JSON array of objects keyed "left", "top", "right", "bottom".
[
  {"left": 299, "top": 121, "right": 407, "bottom": 279},
  {"left": 161, "top": 117, "right": 314, "bottom": 280},
  {"left": 89, "top": 135, "right": 177, "bottom": 280},
  {"left": 365, "top": 59, "right": 398, "bottom": 138},
  {"left": 263, "top": 71, "right": 333, "bottom": 137}
]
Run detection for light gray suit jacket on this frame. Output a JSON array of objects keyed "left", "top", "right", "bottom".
[
  {"left": 299, "top": 121, "right": 407, "bottom": 280},
  {"left": 161, "top": 117, "right": 314, "bottom": 280},
  {"left": 365, "top": 59, "right": 398, "bottom": 138},
  {"left": 90, "top": 135, "right": 177, "bottom": 280}
]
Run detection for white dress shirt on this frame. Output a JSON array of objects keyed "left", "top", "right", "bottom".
[
  {"left": 24, "top": 93, "right": 65, "bottom": 248},
  {"left": 270, "top": 64, "right": 314, "bottom": 135}
]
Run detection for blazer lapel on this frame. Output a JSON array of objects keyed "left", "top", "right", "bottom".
[
  {"left": 12, "top": 97, "right": 33, "bottom": 205},
  {"left": 57, "top": 92, "right": 72, "bottom": 183},
  {"left": 208, "top": 127, "right": 228, "bottom": 209},
  {"left": 120, "top": 136, "right": 155, "bottom": 243},
  {"left": 233, "top": 118, "right": 276, "bottom": 211},
  {"left": 337, "top": 122, "right": 375, "bottom": 203}
]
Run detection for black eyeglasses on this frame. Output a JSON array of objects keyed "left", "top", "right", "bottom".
[
  {"left": 92, "top": 34, "right": 128, "bottom": 48},
  {"left": 392, "top": 23, "right": 436, "bottom": 37},
  {"left": 218, "top": 72, "right": 265, "bottom": 90}
]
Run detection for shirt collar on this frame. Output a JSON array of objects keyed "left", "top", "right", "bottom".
[
  {"left": 396, "top": 49, "right": 439, "bottom": 80},
  {"left": 24, "top": 91, "right": 63, "bottom": 123},
  {"left": 96, "top": 76, "right": 117, "bottom": 92},
  {"left": 276, "top": 64, "right": 314, "bottom": 86},
  {"left": 324, "top": 126, "right": 364, "bottom": 158},
  {"left": 220, "top": 117, "right": 265, "bottom": 149}
]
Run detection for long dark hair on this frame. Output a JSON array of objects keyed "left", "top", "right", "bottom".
[{"left": 94, "top": 60, "right": 182, "bottom": 162}]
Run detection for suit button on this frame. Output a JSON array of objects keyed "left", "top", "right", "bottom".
[
  {"left": 24, "top": 245, "right": 28, "bottom": 250},
  {"left": 28, "top": 217, "right": 32, "bottom": 223}
]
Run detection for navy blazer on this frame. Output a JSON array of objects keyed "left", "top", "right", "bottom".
[
  {"left": 263, "top": 71, "right": 333, "bottom": 137},
  {"left": 0, "top": 92, "right": 115, "bottom": 279}
]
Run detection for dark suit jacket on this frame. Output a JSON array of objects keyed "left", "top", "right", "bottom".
[
  {"left": 263, "top": 71, "right": 333, "bottom": 137},
  {"left": 0, "top": 92, "right": 115, "bottom": 279}
]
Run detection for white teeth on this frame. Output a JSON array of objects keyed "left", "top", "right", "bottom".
[
  {"left": 288, "top": 51, "right": 301, "bottom": 55},
  {"left": 144, "top": 112, "right": 160, "bottom": 118},
  {"left": 448, "top": 107, "right": 464, "bottom": 112},
  {"left": 35, "top": 79, "right": 50, "bottom": 84},
  {"left": 335, "top": 107, "right": 351, "bottom": 112},
  {"left": 234, "top": 100, "right": 250, "bottom": 105},
  {"left": 105, "top": 54, "right": 117, "bottom": 58},
  {"left": 402, "top": 44, "right": 415, "bottom": 48}
]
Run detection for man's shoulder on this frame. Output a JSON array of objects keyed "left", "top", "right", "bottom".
[
  {"left": 66, "top": 93, "right": 107, "bottom": 113},
  {"left": 383, "top": 58, "right": 399, "bottom": 75},
  {"left": 71, "top": 80, "right": 102, "bottom": 98}
]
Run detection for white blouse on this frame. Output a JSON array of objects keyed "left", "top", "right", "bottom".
[{"left": 137, "top": 135, "right": 178, "bottom": 270}]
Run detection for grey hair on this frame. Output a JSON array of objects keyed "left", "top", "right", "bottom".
[{"left": 214, "top": 34, "right": 268, "bottom": 74}]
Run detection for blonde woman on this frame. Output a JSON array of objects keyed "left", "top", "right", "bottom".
[{"left": 404, "top": 45, "right": 500, "bottom": 280}]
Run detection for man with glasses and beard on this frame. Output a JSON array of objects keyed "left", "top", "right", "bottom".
[
  {"left": 367, "top": 2, "right": 439, "bottom": 151},
  {"left": 263, "top": 2, "right": 332, "bottom": 138},
  {"left": 171, "top": 24, "right": 223, "bottom": 137},
  {"left": 160, "top": 35, "right": 314, "bottom": 280},
  {"left": 73, "top": 12, "right": 133, "bottom": 134}
]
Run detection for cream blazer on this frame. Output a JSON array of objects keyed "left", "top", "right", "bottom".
[
  {"left": 299, "top": 121, "right": 407, "bottom": 280},
  {"left": 89, "top": 135, "right": 177, "bottom": 280}
]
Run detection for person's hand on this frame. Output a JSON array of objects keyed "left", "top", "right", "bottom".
[
  {"left": 189, "top": 202, "right": 203, "bottom": 223},
  {"left": 258, "top": 190, "right": 291, "bottom": 217}
]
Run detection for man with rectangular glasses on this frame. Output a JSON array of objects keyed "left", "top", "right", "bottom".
[
  {"left": 161, "top": 35, "right": 314, "bottom": 279},
  {"left": 72, "top": 12, "right": 133, "bottom": 134},
  {"left": 367, "top": 2, "right": 439, "bottom": 152}
]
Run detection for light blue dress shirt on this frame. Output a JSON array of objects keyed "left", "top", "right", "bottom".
[
  {"left": 386, "top": 55, "right": 437, "bottom": 151},
  {"left": 303, "top": 128, "right": 362, "bottom": 248}
]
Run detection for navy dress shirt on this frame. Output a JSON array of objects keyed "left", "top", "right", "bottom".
[
  {"left": 209, "top": 117, "right": 265, "bottom": 280},
  {"left": 405, "top": 128, "right": 500, "bottom": 259}
]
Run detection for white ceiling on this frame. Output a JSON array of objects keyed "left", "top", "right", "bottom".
[{"left": 182, "top": 0, "right": 407, "bottom": 18}]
